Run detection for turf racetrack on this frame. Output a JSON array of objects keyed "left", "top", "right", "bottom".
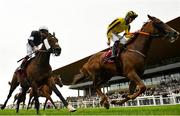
[{"left": 0, "top": 104, "right": 180, "bottom": 115}]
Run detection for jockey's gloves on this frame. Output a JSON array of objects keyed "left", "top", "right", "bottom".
[{"left": 33, "top": 46, "right": 39, "bottom": 52}]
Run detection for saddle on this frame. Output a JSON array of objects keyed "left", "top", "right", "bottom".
[
  {"left": 16, "top": 58, "right": 34, "bottom": 79},
  {"left": 103, "top": 49, "right": 124, "bottom": 74},
  {"left": 15, "top": 58, "right": 35, "bottom": 87}
]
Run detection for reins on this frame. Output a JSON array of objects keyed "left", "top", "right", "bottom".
[
  {"left": 126, "top": 31, "right": 159, "bottom": 58},
  {"left": 133, "top": 31, "right": 160, "bottom": 37},
  {"left": 17, "top": 50, "right": 51, "bottom": 63}
]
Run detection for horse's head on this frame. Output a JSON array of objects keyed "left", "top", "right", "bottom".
[
  {"left": 53, "top": 75, "right": 63, "bottom": 87},
  {"left": 43, "top": 32, "right": 61, "bottom": 56},
  {"left": 147, "top": 15, "right": 179, "bottom": 42}
]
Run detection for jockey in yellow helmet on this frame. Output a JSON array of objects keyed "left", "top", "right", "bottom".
[{"left": 107, "top": 11, "right": 138, "bottom": 60}]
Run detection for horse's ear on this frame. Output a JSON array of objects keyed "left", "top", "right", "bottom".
[
  {"left": 147, "top": 14, "right": 152, "bottom": 19},
  {"left": 53, "top": 32, "right": 55, "bottom": 36}
]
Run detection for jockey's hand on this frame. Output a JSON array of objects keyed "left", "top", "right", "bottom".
[
  {"left": 107, "top": 41, "right": 110, "bottom": 46},
  {"left": 33, "top": 46, "right": 39, "bottom": 53},
  {"left": 133, "top": 30, "right": 140, "bottom": 35}
]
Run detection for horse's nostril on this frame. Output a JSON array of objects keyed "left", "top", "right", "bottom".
[{"left": 54, "top": 48, "right": 61, "bottom": 56}]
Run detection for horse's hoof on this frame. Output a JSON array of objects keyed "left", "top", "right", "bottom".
[
  {"left": 70, "top": 109, "right": 76, "bottom": 112},
  {"left": 127, "top": 95, "right": 135, "bottom": 99},
  {"left": 1, "top": 105, "right": 5, "bottom": 110},
  {"left": 104, "top": 103, "right": 110, "bottom": 109},
  {"left": 67, "top": 105, "right": 76, "bottom": 112},
  {"left": 111, "top": 100, "right": 117, "bottom": 104}
]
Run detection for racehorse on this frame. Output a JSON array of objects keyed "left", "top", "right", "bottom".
[
  {"left": 27, "top": 75, "right": 63, "bottom": 110},
  {"left": 12, "top": 92, "right": 25, "bottom": 109},
  {"left": 73, "top": 15, "right": 179, "bottom": 109},
  {"left": 1, "top": 33, "right": 76, "bottom": 113}
]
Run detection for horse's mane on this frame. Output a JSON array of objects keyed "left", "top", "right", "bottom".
[
  {"left": 140, "top": 20, "right": 151, "bottom": 31},
  {"left": 125, "top": 20, "right": 151, "bottom": 46},
  {"left": 125, "top": 33, "right": 139, "bottom": 46}
]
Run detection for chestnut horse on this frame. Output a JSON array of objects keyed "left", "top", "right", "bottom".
[
  {"left": 27, "top": 75, "right": 63, "bottom": 110},
  {"left": 12, "top": 92, "right": 25, "bottom": 109},
  {"left": 1, "top": 33, "right": 76, "bottom": 113},
  {"left": 73, "top": 15, "right": 179, "bottom": 109}
]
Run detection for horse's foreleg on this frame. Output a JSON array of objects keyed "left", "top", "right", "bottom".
[
  {"left": 129, "top": 80, "right": 137, "bottom": 95},
  {"left": 50, "top": 84, "right": 68, "bottom": 106},
  {"left": 34, "top": 96, "right": 39, "bottom": 114},
  {"left": 45, "top": 95, "right": 57, "bottom": 110},
  {"left": 30, "top": 97, "right": 35, "bottom": 109},
  {"left": 127, "top": 71, "right": 146, "bottom": 99},
  {"left": 111, "top": 97, "right": 130, "bottom": 105},
  {"left": 50, "top": 84, "right": 76, "bottom": 112},
  {"left": 16, "top": 100, "right": 20, "bottom": 113},
  {"left": 22, "top": 101, "right": 25, "bottom": 109},
  {"left": 31, "top": 83, "right": 39, "bottom": 114},
  {"left": 112, "top": 72, "right": 145, "bottom": 105},
  {"left": 43, "top": 98, "right": 48, "bottom": 110},
  {"left": 96, "top": 87, "right": 109, "bottom": 109},
  {"left": 27, "top": 96, "right": 33, "bottom": 110},
  {"left": 16, "top": 87, "right": 28, "bottom": 113},
  {"left": 13, "top": 97, "right": 17, "bottom": 104},
  {"left": 113, "top": 81, "right": 136, "bottom": 105}
]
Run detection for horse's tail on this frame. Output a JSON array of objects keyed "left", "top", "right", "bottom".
[
  {"left": 72, "top": 73, "right": 86, "bottom": 85},
  {"left": 73, "top": 62, "right": 90, "bottom": 85},
  {"left": 72, "top": 66, "right": 89, "bottom": 84}
]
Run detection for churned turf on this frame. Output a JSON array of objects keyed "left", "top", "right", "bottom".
[{"left": 0, "top": 104, "right": 180, "bottom": 115}]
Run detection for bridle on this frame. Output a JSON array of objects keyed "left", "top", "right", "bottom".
[
  {"left": 42, "top": 34, "right": 61, "bottom": 56},
  {"left": 126, "top": 20, "right": 170, "bottom": 58}
]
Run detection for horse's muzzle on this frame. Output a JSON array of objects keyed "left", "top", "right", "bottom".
[
  {"left": 168, "top": 30, "right": 179, "bottom": 43},
  {"left": 54, "top": 48, "right": 61, "bottom": 56}
]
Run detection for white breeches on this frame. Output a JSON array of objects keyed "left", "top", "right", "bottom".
[
  {"left": 111, "top": 33, "right": 127, "bottom": 45},
  {"left": 26, "top": 43, "right": 34, "bottom": 58}
]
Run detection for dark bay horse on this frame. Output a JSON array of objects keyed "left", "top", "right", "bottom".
[
  {"left": 27, "top": 75, "right": 63, "bottom": 110},
  {"left": 73, "top": 15, "right": 179, "bottom": 109},
  {"left": 1, "top": 33, "right": 76, "bottom": 113}
]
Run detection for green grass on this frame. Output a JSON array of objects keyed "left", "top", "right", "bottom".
[{"left": 0, "top": 104, "right": 180, "bottom": 115}]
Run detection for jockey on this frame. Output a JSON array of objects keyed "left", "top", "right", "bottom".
[
  {"left": 107, "top": 11, "right": 138, "bottom": 60},
  {"left": 18, "top": 26, "right": 49, "bottom": 71}
]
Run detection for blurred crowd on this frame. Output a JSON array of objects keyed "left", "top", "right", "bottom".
[{"left": 67, "top": 74, "right": 180, "bottom": 102}]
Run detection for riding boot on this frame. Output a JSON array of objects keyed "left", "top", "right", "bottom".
[
  {"left": 118, "top": 43, "right": 124, "bottom": 55},
  {"left": 110, "top": 40, "right": 120, "bottom": 60},
  {"left": 17, "top": 55, "right": 29, "bottom": 86}
]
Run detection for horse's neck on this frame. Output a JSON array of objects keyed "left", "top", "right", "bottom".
[
  {"left": 127, "top": 22, "right": 153, "bottom": 56},
  {"left": 36, "top": 46, "right": 50, "bottom": 66}
]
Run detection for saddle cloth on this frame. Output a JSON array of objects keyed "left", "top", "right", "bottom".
[{"left": 103, "top": 50, "right": 115, "bottom": 63}]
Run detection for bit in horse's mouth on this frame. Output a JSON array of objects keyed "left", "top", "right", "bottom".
[{"left": 170, "top": 37, "right": 176, "bottom": 43}]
